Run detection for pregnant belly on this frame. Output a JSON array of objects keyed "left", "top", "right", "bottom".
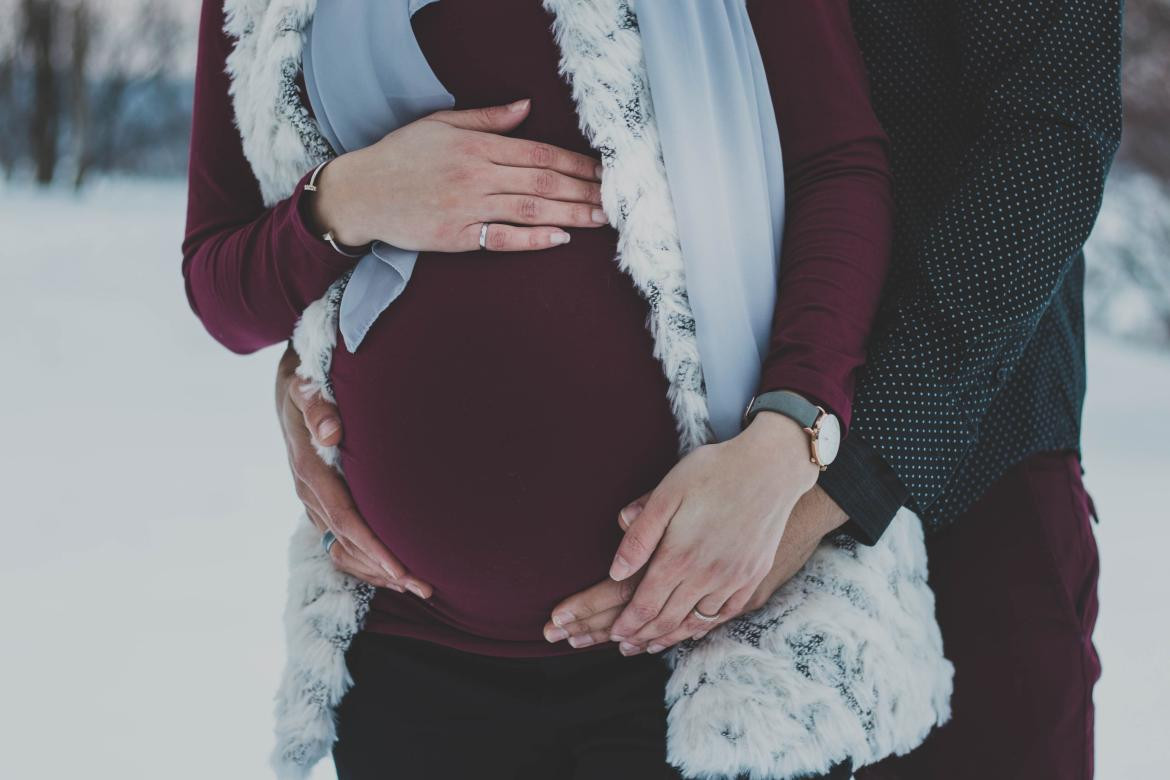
[{"left": 328, "top": 231, "right": 681, "bottom": 642}]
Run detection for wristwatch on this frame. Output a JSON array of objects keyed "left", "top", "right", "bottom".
[{"left": 742, "top": 390, "right": 842, "bottom": 471}]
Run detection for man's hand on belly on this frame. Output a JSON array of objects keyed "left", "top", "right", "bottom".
[{"left": 276, "top": 346, "right": 433, "bottom": 600}]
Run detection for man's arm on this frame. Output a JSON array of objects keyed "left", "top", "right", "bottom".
[{"left": 823, "top": 0, "right": 1123, "bottom": 540}]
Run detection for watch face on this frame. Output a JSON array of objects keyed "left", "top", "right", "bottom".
[{"left": 818, "top": 414, "right": 842, "bottom": 466}]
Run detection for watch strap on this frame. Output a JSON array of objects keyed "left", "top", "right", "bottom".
[{"left": 742, "top": 390, "right": 822, "bottom": 430}]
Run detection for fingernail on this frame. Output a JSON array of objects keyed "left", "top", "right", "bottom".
[
  {"left": 619, "top": 504, "right": 642, "bottom": 528},
  {"left": 544, "top": 626, "right": 569, "bottom": 642},
  {"left": 317, "top": 419, "right": 340, "bottom": 441},
  {"left": 550, "top": 231, "right": 571, "bottom": 245},
  {"left": 647, "top": 643, "right": 665, "bottom": 654},
  {"left": 619, "top": 642, "right": 641, "bottom": 656},
  {"left": 389, "top": 583, "right": 405, "bottom": 593},
  {"left": 509, "top": 98, "right": 530, "bottom": 112},
  {"left": 609, "top": 633, "right": 626, "bottom": 642},
  {"left": 552, "top": 610, "right": 575, "bottom": 627},
  {"left": 609, "top": 555, "right": 631, "bottom": 581},
  {"left": 406, "top": 583, "right": 425, "bottom": 599},
  {"left": 569, "top": 635, "right": 596, "bottom": 648},
  {"left": 594, "top": 164, "right": 604, "bottom": 179},
  {"left": 591, "top": 208, "right": 607, "bottom": 224}
]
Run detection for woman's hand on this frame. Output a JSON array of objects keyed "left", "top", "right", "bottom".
[
  {"left": 276, "top": 347, "right": 433, "bottom": 599},
  {"left": 543, "top": 485, "right": 848, "bottom": 654},
  {"left": 310, "top": 98, "right": 607, "bottom": 252},
  {"left": 601, "top": 412, "right": 822, "bottom": 649}
]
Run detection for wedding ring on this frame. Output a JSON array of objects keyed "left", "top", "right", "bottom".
[
  {"left": 478, "top": 222, "right": 492, "bottom": 249},
  {"left": 321, "top": 529, "right": 339, "bottom": 555},
  {"left": 692, "top": 606, "right": 721, "bottom": 622}
]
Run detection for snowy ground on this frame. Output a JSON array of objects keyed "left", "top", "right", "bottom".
[{"left": 0, "top": 179, "right": 1166, "bottom": 779}]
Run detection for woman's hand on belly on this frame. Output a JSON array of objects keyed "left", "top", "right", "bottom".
[
  {"left": 598, "top": 413, "right": 840, "bottom": 649},
  {"left": 543, "top": 485, "right": 849, "bottom": 655},
  {"left": 277, "top": 347, "right": 433, "bottom": 599},
  {"left": 309, "top": 98, "right": 608, "bottom": 252}
]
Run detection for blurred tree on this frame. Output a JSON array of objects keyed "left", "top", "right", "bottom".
[
  {"left": 0, "top": 44, "right": 17, "bottom": 180},
  {"left": 78, "top": 0, "right": 188, "bottom": 186},
  {"left": 1121, "top": 0, "right": 1170, "bottom": 182},
  {"left": 22, "top": 0, "right": 61, "bottom": 185},
  {"left": 69, "top": 0, "right": 90, "bottom": 189},
  {"left": 0, "top": 0, "right": 188, "bottom": 185}
]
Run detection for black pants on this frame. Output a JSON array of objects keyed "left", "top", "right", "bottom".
[{"left": 334, "top": 631, "right": 851, "bottom": 780}]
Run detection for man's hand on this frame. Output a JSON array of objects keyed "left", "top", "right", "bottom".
[
  {"left": 276, "top": 347, "right": 433, "bottom": 599},
  {"left": 542, "top": 485, "right": 848, "bottom": 654}
]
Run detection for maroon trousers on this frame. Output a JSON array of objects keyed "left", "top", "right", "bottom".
[{"left": 859, "top": 450, "right": 1101, "bottom": 779}]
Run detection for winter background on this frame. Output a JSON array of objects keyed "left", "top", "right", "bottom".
[{"left": 0, "top": 1, "right": 1167, "bottom": 778}]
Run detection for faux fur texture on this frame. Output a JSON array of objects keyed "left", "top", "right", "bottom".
[{"left": 222, "top": 1, "right": 954, "bottom": 778}]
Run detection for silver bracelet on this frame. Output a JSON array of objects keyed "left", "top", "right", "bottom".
[{"left": 303, "top": 160, "right": 369, "bottom": 258}]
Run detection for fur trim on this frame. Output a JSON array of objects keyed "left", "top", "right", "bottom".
[
  {"left": 544, "top": 0, "right": 710, "bottom": 452},
  {"left": 663, "top": 509, "right": 952, "bottom": 778},
  {"left": 271, "top": 516, "right": 374, "bottom": 780},
  {"left": 224, "top": 0, "right": 333, "bottom": 207},
  {"left": 222, "top": 1, "right": 954, "bottom": 777}
]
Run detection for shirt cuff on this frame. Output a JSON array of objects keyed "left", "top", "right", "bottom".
[
  {"left": 290, "top": 167, "right": 362, "bottom": 270},
  {"left": 818, "top": 433, "right": 908, "bottom": 545}
]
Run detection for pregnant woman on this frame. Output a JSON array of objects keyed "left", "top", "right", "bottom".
[{"left": 182, "top": 1, "right": 943, "bottom": 778}]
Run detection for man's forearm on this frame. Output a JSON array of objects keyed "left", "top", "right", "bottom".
[{"left": 838, "top": 1, "right": 1122, "bottom": 522}]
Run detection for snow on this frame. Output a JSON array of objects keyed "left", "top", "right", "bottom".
[{"left": 0, "top": 178, "right": 1166, "bottom": 778}]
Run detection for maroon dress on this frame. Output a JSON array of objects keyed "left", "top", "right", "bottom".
[{"left": 183, "top": 0, "right": 893, "bottom": 657}]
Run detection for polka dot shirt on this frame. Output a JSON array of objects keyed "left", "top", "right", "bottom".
[{"left": 820, "top": 0, "right": 1123, "bottom": 535}]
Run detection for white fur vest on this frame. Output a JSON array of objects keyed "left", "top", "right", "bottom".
[{"left": 221, "top": 1, "right": 954, "bottom": 777}]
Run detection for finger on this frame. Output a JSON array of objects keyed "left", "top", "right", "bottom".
[
  {"left": 285, "top": 385, "right": 434, "bottom": 599},
  {"left": 485, "top": 194, "right": 608, "bottom": 229},
  {"left": 328, "top": 535, "right": 404, "bottom": 592},
  {"left": 609, "top": 489, "right": 681, "bottom": 581},
  {"left": 295, "top": 452, "right": 399, "bottom": 578},
  {"left": 548, "top": 574, "right": 639, "bottom": 629},
  {"left": 312, "top": 508, "right": 410, "bottom": 596},
  {"left": 320, "top": 518, "right": 394, "bottom": 587},
  {"left": 626, "top": 580, "right": 723, "bottom": 647},
  {"left": 289, "top": 379, "right": 342, "bottom": 447},
  {"left": 468, "top": 222, "right": 574, "bottom": 252},
  {"left": 719, "top": 583, "right": 758, "bottom": 622},
  {"left": 301, "top": 464, "right": 433, "bottom": 597},
  {"left": 486, "top": 135, "right": 602, "bottom": 182},
  {"left": 428, "top": 98, "right": 532, "bottom": 133},
  {"left": 304, "top": 504, "right": 329, "bottom": 535},
  {"left": 489, "top": 165, "right": 603, "bottom": 206},
  {"left": 542, "top": 605, "right": 623, "bottom": 647},
  {"left": 644, "top": 619, "right": 717, "bottom": 654},
  {"left": 609, "top": 569, "right": 684, "bottom": 642},
  {"left": 307, "top": 501, "right": 388, "bottom": 580},
  {"left": 638, "top": 588, "right": 734, "bottom": 651},
  {"left": 618, "top": 490, "right": 652, "bottom": 531}
]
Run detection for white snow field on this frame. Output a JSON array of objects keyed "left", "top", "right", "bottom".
[{"left": 0, "top": 179, "right": 1166, "bottom": 779}]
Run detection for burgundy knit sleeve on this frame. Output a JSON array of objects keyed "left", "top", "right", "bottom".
[
  {"left": 181, "top": 0, "right": 353, "bottom": 354},
  {"left": 747, "top": 0, "right": 894, "bottom": 433}
]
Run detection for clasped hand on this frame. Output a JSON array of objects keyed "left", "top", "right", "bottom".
[{"left": 546, "top": 411, "right": 823, "bottom": 654}]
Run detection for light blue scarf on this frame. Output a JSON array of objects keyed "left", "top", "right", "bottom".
[{"left": 303, "top": 0, "right": 783, "bottom": 441}]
